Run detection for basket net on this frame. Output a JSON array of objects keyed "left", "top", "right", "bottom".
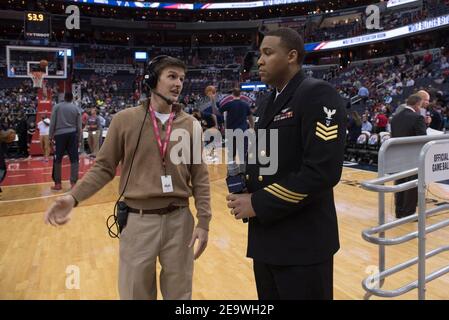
[{"left": 31, "top": 71, "right": 44, "bottom": 88}]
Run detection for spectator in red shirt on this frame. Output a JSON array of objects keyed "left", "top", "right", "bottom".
[
  {"left": 374, "top": 112, "right": 388, "bottom": 133},
  {"left": 82, "top": 111, "right": 88, "bottom": 129},
  {"left": 423, "top": 51, "right": 433, "bottom": 67}
]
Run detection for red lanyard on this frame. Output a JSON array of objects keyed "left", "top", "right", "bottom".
[{"left": 149, "top": 106, "right": 175, "bottom": 174}]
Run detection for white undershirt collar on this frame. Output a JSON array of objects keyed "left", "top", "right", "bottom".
[
  {"left": 404, "top": 106, "right": 416, "bottom": 113},
  {"left": 275, "top": 83, "right": 289, "bottom": 100},
  {"left": 154, "top": 111, "right": 171, "bottom": 124}
]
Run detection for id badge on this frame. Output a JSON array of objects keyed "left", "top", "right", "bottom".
[{"left": 161, "top": 175, "right": 174, "bottom": 193}]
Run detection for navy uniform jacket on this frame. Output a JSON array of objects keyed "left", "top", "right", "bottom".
[{"left": 246, "top": 70, "right": 347, "bottom": 265}]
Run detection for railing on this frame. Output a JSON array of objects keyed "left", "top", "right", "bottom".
[{"left": 360, "top": 135, "right": 449, "bottom": 299}]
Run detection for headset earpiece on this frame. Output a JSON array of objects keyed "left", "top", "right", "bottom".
[{"left": 143, "top": 55, "right": 169, "bottom": 91}]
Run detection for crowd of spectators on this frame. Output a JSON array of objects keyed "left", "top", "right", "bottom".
[
  {"left": 336, "top": 48, "right": 449, "bottom": 145},
  {"left": 74, "top": 74, "right": 135, "bottom": 113},
  {"left": 3, "top": 0, "right": 375, "bottom": 23},
  {"left": 1, "top": 41, "right": 448, "bottom": 161},
  {"left": 73, "top": 44, "right": 243, "bottom": 67},
  {"left": 2, "top": 0, "right": 449, "bottom": 46},
  {"left": 304, "top": 0, "right": 449, "bottom": 43}
]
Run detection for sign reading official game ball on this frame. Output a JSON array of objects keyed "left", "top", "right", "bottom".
[
  {"left": 424, "top": 143, "right": 449, "bottom": 183},
  {"left": 24, "top": 11, "right": 50, "bottom": 40}
]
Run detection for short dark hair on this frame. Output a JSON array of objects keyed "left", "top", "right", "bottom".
[
  {"left": 154, "top": 56, "right": 187, "bottom": 80},
  {"left": 264, "top": 28, "right": 306, "bottom": 65},
  {"left": 232, "top": 88, "right": 241, "bottom": 97},
  {"left": 64, "top": 92, "right": 73, "bottom": 102},
  {"left": 407, "top": 94, "right": 422, "bottom": 106}
]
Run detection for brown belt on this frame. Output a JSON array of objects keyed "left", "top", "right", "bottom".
[{"left": 128, "top": 205, "right": 184, "bottom": 215}]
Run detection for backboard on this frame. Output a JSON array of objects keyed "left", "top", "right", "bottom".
[{"left": 6, "top": 45, "right": 70, "bottom": 79}]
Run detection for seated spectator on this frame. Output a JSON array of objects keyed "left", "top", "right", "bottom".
[
  {"left": 429, "top": 104, "right": 444, "bottom": 131},
  {"left": 361, "top": 114, "right": 373, "bottom": 132},
  {"left": 347, "top": 111, "right": 362, "bottom": 144},
  {"left": 358, "top": 84, "right": 369, "bottom": 98},
  {"left": 405, "top": 78, "right": 415, "bottom": 87},
  {"left": 423, "top": 51, "right": 433, "bottom": 67},
  {"left": 374, "top": 111, "right": 388, "bottom": 134}
]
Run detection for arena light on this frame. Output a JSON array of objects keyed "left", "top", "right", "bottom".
[
  {"left": 387, "top": 0, "right": 420, "bottom": 8},
  {"left": 134, "top": 51, "right": 148, "bottom": 60},
  {"left": 58, "top": 49, "right": 72, "bottom": 57},
  {"left": 240, "top": 82, "right": 267, "bottom": 91}
]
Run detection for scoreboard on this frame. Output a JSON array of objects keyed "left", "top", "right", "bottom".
[{"left": 24, "top": 12, "right": 51, "bottom": 40}]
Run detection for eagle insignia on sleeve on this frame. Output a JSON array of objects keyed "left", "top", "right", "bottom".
[{"left": 316, "top": 107, "right": 338, "bottom": 141}]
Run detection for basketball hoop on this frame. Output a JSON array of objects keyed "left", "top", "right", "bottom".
[{"left": 31, "top": 71, "right": 44, "bottom": 88}]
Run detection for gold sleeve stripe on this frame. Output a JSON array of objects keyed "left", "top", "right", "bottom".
[
  {"left": 316, "top": 126, "right": 338, "bottom": 136},
  {"left": 317, "top": 122, "right": 338, "bottom": 131},
  {"left": 264, "top": 187, "right": 299, "bottom": 203},
  {"left": 266, "top": 185, "right": 304, "bottom": 201},
  {"left": 272, "top": 183, "right": 307, "bottom": 197},
  {"left": 316, "top": 132, "right": 338, "bottom": 141}
]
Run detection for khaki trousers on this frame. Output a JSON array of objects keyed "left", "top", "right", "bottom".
[
  {"left": 118, "top": 206, "right": 194, "bottom": 300},
  {"left": 87, "top": 131, "right": 99, "bottom": 155},
  {"left": 40, "top": 135, "right": 50, "bottom": 157}
]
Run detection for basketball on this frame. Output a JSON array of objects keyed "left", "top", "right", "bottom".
[
  {"left": 40, "top": 59, "right": 48, "bottom": 68},
  {"left": 205, "top": 85, "right": 216, "bottom": 96}
]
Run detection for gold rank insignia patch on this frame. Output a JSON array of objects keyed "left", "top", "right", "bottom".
[{"left": 315, "top": 121, "right": 338, "bottom": 141}]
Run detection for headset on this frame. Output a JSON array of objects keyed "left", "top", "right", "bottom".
[
  {"left": 143, "top": 55, "right": 175, "bottom": 105},
  {"left": 106, "top": 55, "right": 171, "bottom": 238},
  {"left": 143, "top": 55, "right": 169, "bottom": 91}
]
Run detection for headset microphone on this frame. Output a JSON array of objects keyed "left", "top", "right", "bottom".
[{"left": 152, "top": 90, "right": 174, "bottom": 106}]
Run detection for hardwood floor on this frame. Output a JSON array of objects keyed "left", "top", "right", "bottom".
[{"left": 1, "top": 165, "right": 448, "bottom": 300}]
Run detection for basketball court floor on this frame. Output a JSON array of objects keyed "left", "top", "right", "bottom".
[{"left": 0, "top": 153, "right": 449, "bottom": 299}]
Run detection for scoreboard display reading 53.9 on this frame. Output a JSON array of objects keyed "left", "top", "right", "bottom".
[{"left": 24, "top": 12, "right": 50, "bottom": 40}]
